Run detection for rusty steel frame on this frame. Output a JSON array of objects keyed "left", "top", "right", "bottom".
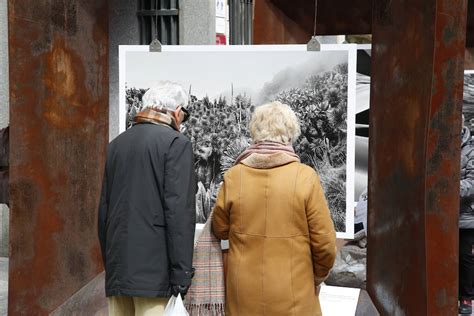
[
  {"left": 254, "top": 0, "right": 473, "bottom": 47},
  {"left": 5, "top": 0, "right": 472, "bottom": 314},
  {"left": 8, "top": 1, "right": 108, "bottom": 314},
  {"left": 367, "top": 0, "right": 468, "bottom": 315}
]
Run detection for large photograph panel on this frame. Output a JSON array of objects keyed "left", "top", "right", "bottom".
[{"left": 120, "top": 45, "right": 356, "bottom": 238}]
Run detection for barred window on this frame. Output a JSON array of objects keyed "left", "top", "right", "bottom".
[
  {"left": 229, "top": 0, "right": 253, "bottom": 45},
  {"left": 138, "top": 0, "right": 179, "bottom": 45}
]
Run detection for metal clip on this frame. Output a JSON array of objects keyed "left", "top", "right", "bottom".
[
  {"left": 149, "top": 39, "right": 162, "bottom": 52},
  {"left": 307, "top": 36, "right": 321, "bottom": 51}
]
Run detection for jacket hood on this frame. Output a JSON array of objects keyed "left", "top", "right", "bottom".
[{"left": 462, "top": 126, "right": 471, "bottom": 147}]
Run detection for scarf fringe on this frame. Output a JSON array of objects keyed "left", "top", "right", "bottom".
[{"left": 184, "top": 303, "right": 225, "bottom": 316}]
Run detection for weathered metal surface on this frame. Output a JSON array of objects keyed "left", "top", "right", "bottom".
[
  {"left": 8, "top": 1, "right": 108, "bottom": 315},
  {"left": 253, "top": 0, "right": 371, "bottom": 44},
  {"left": 50, "top": 272, "right": 108, "bottom": 316},
  {"left": 368, "top": 0, "right": 467, "bottom": 315},
  {"left": 254, "top": 0, "right": 474, "bottom": 47}
]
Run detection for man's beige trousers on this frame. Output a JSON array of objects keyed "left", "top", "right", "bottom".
[{"left": 108, "top": 296, "right": 168, "bottom": 316}]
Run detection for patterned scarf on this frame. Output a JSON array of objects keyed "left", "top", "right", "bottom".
[
  {"left": 185, "top": 212, "right": 225, "bottom": 316},
  {"left": 235, "top": 141, "right": 300, "bottom": 165},
  {"left": 133, "top": 108, "right": 179, "bottom": 131}
]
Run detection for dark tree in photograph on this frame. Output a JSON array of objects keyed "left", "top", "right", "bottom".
[{"left": 125, "top": 63, "right": 348, "bottom": 231}]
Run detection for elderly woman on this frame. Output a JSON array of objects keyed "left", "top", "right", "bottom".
[{"left": 212, "top": 101, "right": 337, "bottom": 316}]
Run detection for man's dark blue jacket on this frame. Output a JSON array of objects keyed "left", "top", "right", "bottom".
[{"left": 98, "top": 122, "right": 196, "bottom": 297}]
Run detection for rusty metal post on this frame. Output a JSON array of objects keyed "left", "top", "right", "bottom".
[
  {"left": 367, "top": 1, "right": 468, "bottom": 315},
  {"left": 8, "top": 1, "right": 108, "bottom": 314}
]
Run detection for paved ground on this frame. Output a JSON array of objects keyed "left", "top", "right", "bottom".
[{"left": 0, "top": 257, "right": 7, "bottom": 316}]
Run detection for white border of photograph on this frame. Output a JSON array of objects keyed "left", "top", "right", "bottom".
[
  {"left": 119, "top": 44, "right": 357, "bottom": 239},
  {"left": 467, "top": 70, "right": 474, "bottom": 73}
]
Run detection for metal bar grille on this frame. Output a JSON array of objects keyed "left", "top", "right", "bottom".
[
  {"left": 138, "top": 0, "right": 179, "bottom": 45},
  {"left": 230, "top": 0, "right": 253, "bottom": 44}
]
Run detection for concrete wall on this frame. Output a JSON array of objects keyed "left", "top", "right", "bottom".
[
  {"left": 109, "top": 1, "right": 140, "bottom": 141},
  {"left": 0, "top": 0, "right": 8, "bottom": 128},
  {"left": 0, "top": 0, "right": 9, "bottom": 258},
  {"left": 0, "top": 206, "right": 7, "bottom": 257},
  {"left": 179, "top": 0, "right": 215, "bottom": 45}
]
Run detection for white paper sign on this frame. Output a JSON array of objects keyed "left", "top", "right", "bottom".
[
  {"left": 216, "top": 0, "right": 226, "bottom": 17},
  {"left": 216, "top": 17, "right": 226, "bottom": 34},
  {"left": 319, "top": 285, "right": 360, "bottom": 316}
]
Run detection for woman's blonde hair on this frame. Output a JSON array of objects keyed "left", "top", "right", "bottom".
[{"left": 249, "top": 101, "right": 301, "bottom": 144}]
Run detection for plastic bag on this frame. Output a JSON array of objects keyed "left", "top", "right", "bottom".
[{"left": 164, "top": 295, "right": 189, "bottom": 316}]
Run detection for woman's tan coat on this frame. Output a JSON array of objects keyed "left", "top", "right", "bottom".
[{"left": 212, "top": 154, "right": 337, "bottom": 316}]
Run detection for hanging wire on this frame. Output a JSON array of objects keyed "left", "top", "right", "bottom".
[{"left": 313, "top": 0, "right": 318, "bottom": 36}]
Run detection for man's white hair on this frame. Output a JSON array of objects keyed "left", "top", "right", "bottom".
[
  {"left": 142, "top": 81, "right": 188, "bottom": 112},
  {"left": 249, "top": 101, "right": 301, "bottom": 144}
]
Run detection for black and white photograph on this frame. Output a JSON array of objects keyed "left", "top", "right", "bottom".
[
  {"left": 119, "top": 45, "right": 356, "bottom": 237},
  {"left": 463, "top": 70, "right": 474, "bottom": 128},
  {"left": 354, "top": 46, "right": 371, "bottom": 204}
]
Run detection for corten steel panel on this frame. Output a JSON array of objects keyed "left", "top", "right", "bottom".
[
  {"left": 8, "top": 1, "right": 108, "bottom": 315},
  {"left": 368, "top": 0, "right": 467, "bottom": 315},
  {"left": 254, "top": 0, "right": 474, "bottom": 47},
  {"left": 253, "top": 0, "right": 371, "bottom": 44}
]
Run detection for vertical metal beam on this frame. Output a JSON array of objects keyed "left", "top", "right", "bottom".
[
  {"left": 247, "top": 0, "right": 253, "bottom": 45},
  {"left": 246, "top": 0, "right": 253, "bottom": 44},
  {"left": 230, "top": 0, "right": 241, "bottom": 45},
  {"left": 241, "top": 0, "right": 247, "bottom": 44},
  {"left": 240, "top": 0, "right": 245, "bottom": 44},
  {"left": 160, "top": 0, "right": 168, "bottom": 44},
  {"left": 367, "top": 0, "right": 468, "bottom": 315},
  {"left": 170, "top": 0, "right": 178, "bottom": 44},
  {"left": 229, "top": 0, "right": 235, "bottom": 44},
  {"left": 8, "top": 0, "right": 108, "bottom": 314}
]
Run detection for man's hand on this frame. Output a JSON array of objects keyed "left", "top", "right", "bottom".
[{"left": 171, "top": 284, "right": 190, "bottom": 297}]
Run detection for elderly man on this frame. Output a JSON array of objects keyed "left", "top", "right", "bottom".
[{"left": 98, "top": 81, "right": 196, "bottom": 315}]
